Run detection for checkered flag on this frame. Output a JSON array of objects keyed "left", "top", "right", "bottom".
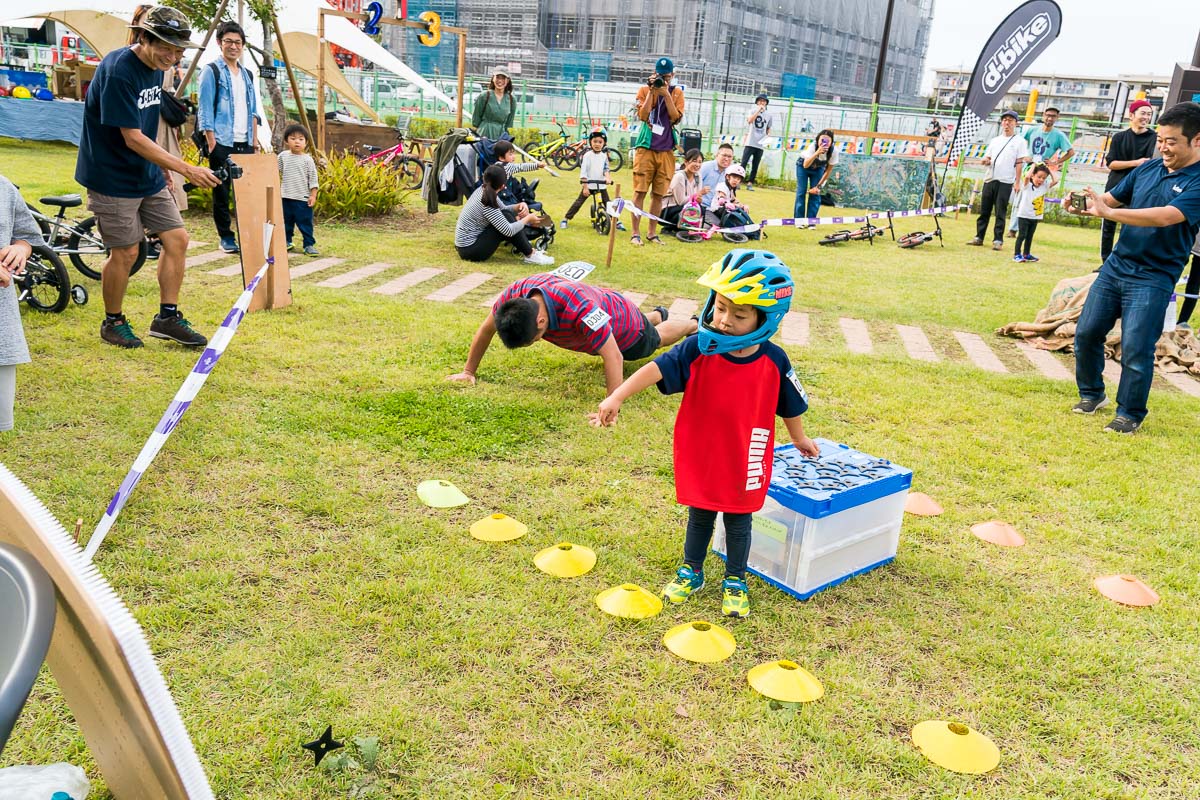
[{"left": 946, "top": 108, "right": 983, "bottom": 167}]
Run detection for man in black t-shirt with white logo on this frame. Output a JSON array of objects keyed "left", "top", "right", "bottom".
[
  {"left": 75, "top": 5, "right": 220, "bottom": 350},
  {"left": 1100, "top": 99, "right": 1157, "bottom": 263}
]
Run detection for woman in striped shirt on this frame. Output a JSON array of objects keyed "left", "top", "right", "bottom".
[{"left": 455, "top": 164, "right": 554, "bottom": 265}]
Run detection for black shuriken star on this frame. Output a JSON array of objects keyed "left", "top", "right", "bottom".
[{"left": 302, "top": 725, "right": 344, "bottom": 766}]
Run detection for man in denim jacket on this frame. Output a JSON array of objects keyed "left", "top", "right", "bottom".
[{"left": 198, "top": 21, "right": 258, "bottom": 253}]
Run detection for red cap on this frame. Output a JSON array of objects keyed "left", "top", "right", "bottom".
[{"left": 1129, "top": 99, "right": 1152, "bottom": 114}]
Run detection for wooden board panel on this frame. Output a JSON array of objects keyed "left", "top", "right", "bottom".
[{"left": 229, "top": 153, "right": 292, "bottom": 312}]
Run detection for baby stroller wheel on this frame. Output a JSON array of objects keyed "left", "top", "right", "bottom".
[
  {"left": 71, "top": 284, "right": 89, "bottom": 305},
  {"left": 721, "top": 232, "right": 749, "bottom": 244},
  {"left": 675, "top": 231, "right": 703, "bottom": 243}
]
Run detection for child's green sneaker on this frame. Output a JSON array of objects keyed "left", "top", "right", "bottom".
[
  {"left": 721, "top": 576, "right": 750, "bottom": 618},
  {"left": 662, "top": 565, "right": 705, "bottom": 604}
]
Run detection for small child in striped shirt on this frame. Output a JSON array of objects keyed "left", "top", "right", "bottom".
[{"left": 277, "top": 124, "right": 320, "bottom": 255}]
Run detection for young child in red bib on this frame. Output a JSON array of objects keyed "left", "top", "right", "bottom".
[{"left": 590, "top": 250, "right": 819, "bottom": 617}]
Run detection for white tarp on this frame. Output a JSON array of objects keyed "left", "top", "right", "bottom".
[{"left": 1, "top": 0, "right": 453, "bottom": 117}]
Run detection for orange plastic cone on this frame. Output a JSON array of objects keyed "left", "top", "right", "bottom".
[
  {"left": 1094, "top": 575, "right": 1160, "bottom": 607},
  {"left": 970, "top": 521, "right": 1025, "bottom": 547},
  {"left": 905, "top": 492, "right": 944, "bottom": 516}
]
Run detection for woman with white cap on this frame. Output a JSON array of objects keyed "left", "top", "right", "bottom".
[{"left": 471, "top": 67, "right": 516, "bottom": 140}]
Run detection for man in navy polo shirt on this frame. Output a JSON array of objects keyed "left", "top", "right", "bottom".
[{"left": 1070, "top": 102, "right": 1200, "bottom": 434}]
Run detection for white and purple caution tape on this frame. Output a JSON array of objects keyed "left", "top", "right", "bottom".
[
  {"left": 84, "top": 259, "right": 272, "bottom": 560},
  {"left": 606, "top": 199, "right": 966, "bottom": 235}
]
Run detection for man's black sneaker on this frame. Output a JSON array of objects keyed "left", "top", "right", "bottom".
[
  {"left": 1071, "top": 396, "right": 1110, "bottom": 415},
  {"left": 100, "top": 317, "right": 144, "bottom": 348},
  {"left": 149, "top": 313, "right": 208, "bottom": 347},
  {"left": 1104, "top": 415, "right": 1141, "bottom": 434}
]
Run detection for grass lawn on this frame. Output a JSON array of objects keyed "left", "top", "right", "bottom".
[{"left": 2, "top": 138, "right": 1198, "bottom": 799}]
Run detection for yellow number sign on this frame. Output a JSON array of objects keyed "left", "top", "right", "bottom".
[{"left": 417, "top": 10, "right": 441, "bottom": 47}]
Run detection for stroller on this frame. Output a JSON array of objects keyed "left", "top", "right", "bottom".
[{"left": 470, "top": 135, "right": 556, "bottom": 253}]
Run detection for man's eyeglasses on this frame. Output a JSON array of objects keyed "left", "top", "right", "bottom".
[{"left": 220, "top": 38, "right": 244, "bottom": 46}]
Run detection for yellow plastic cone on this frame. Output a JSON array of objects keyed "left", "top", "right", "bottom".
[
  {"left": 1094, "top": 574, "right": 1160, "bottom": 607},
  {"left": 469, "top": 513, "right": 527, "bottom": 542},
  {"left": 416, "top": 479, "right": 470, "bottom": 508},
  {"left": 534, "top": 542, "right": 597, "bottom": 578},
  {"left": 747, "top": 660, "right": 824, "bottom": 703},
  {"left": 595, "top": 584, "right": 663, "bottom": 619},
  {"left": 905, "top": 492, "right": 944, "bottom": 516},
  {"left": 911, "top": 720, "right": 1000, "bottom": 774},
  {"left": 663, "top": 620, "right": 736, "bottom": 663}
]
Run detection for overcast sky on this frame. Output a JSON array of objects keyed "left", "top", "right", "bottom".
[{"left": 922, "top": 0, "right": 1198, "bottom": 91}]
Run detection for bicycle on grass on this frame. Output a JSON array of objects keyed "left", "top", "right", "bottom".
[
  {"left": 13, "top": 244, "right": 85, "bottom": 313},
  {"left": 25, "top": 193, "right": 148, "bottom": 281},
  {"left": 521, "top": 122, "right": 582, "bottom": 170},
  {"left": 560, "top": 135, "right": 625, "bottom": 173},
  {"left": 355, "top": 118, "right": 426, "bottom": 190}
]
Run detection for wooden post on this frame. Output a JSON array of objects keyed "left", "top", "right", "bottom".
[
  {"left": 456, "top": 32, "right": 466, "bottom": 128},
  {"left": 317, "top": 10, "right": 326, "bottom": 152},
  {"left": 175, "top": 0, "right": 230, "bottom": 98},
  {"left": 605, "top": 183, "right": 621, "bottom": 269},
  {"left": 271, "top": 11, "right": 313, "bottom": 153}
]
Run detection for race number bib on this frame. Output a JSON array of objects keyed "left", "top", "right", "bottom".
[
  {"left": 582, "top": 307, "right": 611, "bottom": 332},
  {"left": 786, "top": 368, "right": 808, "bottom": 403},
  {"left": 551, "top": 261, "right": 596, "bottom": 282}
]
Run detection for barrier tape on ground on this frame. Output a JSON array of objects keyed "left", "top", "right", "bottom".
[
  {"left": 84, "top": 259, "right": 272, "bottom": 560},
  {"left": 605, "top": 199, "right": 966, "bottom": 235}
]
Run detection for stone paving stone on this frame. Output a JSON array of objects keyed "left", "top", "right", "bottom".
[
  {"left": 839, "top": 317, "right": 873, "bottom": 355},
  {"left": 426, "top": 272, "right": 493, "bottom": 302},
  {"left": 896, "top": 323, "right": 938, "bottom": 362},
  {"left": 371, "top": 267, "right": 445, "bottom": 296},
  {"left": 314, "top": 262, "right": 391, "bottom": 288},
  {"left": 953, "top": 331, "right": 1007, "bottom": 373}
]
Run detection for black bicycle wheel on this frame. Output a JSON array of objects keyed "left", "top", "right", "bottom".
[
  {"left": 68, "top": 216, "right": 147, "bottom": 280},
  {"left": 27, "top": 204, "right": 53, "bottom": 242},
  {"left": 392, "top": 156, "right": 425, "bottom": 190},
  {"left": 604, "top": 147, "right": 624, "bottom": 172},
  {"left": 722, "top": 232, "right": 749, "bottom": 244},
  {"left": 594, "top": 209, "right": 610, "bottom": 235},
  {"left": 898, "top": 232, "right": 927, "bottom": 249},
  {"left": 521, "top": 142, "right": 542, "bottom": 160},
  {"left": 552, "top": 149, "right": 579, "bottom": 170},
  {"left": 675, "top": 231, "right": 703, "bottom": 243},
  {"left": 20, "top": 244, "right": 70, "bottom": 313}
]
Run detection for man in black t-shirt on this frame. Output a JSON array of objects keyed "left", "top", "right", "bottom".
[
  {"left": 75, "top": 6, "right": 220, "bottom": 350},
  {"left": 1101, "top": 99, "right": 1157, "bottom": 262}
]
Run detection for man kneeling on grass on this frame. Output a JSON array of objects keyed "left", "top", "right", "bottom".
[{"left": 447, "top": 272, "right": 698, "bottom": 394}]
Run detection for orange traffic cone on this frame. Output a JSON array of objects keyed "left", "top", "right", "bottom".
[
  {"left": 1094, "top": 575, "right": 1159, "bottom": 607},
  {"left": 970, "top": 521, "right": 1025, "bottom": 547},
  {"left": 905, "top": 492, "right": 944, "bottom": 516}
]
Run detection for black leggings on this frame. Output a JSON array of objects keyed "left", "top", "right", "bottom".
[
  {"left": 684, "top": 506, "right": 751, "bottom": 579},
  {"left": 455, "top": 210, "right": 533, "bottom": 261},
  {"left": 564, "top": 187, "right": 610, "bottom": 221},
  {"left": 1178, "top": 254, "right": 1200, "bottom": 325},
  {"left": 741, "top": 146, "right": 764, "bottom": 184},
  {"left": 1014, "top": 217, "right": 1039, "bottom": 257}
]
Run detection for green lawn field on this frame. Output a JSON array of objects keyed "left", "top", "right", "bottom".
[{"left": 1, "top": 138, "right": 1197, "bottom": 799}]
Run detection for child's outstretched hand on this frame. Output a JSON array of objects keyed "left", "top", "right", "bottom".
[
  {"left": 793, "top": 435, "right": 820, "bottom": 458},
  {"left": 589, "top": 396, "right": 622, "bottom": 427}
]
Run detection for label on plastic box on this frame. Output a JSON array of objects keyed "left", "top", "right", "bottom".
[{"left": 752, "top": 514, "right": 788, "bottom": 543}]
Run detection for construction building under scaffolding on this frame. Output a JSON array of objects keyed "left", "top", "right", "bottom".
[{"left": 378, "top": 0, "right": 934, "bottom": 107}]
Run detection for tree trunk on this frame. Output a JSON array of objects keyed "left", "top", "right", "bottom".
[{"left": 260, "top": 16, "right": 289, "bottom": 150}]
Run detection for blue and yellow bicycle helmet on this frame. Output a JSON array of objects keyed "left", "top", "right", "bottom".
[{"left": 696, "top": 249, "right": 794, "bottom": 355}]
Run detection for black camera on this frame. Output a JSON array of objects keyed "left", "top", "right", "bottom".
[
  {"left": 648, "top": 75, "right": 664, "bottom": 88},
  {"left": 183, "top": 158, "right": 244, "bottom": 192}
]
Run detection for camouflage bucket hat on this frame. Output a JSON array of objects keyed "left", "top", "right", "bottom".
[{"left": 132, "top": 6, "right": 201, "bottom": 48}]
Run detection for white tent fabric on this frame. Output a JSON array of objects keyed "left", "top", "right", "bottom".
[{"left": 1, "top": 0, "right": 453, "bottom": 117}]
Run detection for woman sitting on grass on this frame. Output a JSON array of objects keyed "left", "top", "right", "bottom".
[{"left": 454, "top": 164, "right": 554, "bottom": 266}]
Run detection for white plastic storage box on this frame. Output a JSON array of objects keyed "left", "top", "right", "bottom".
[{"left": 713, "top": 439, "right": 912, "bottom": 600}]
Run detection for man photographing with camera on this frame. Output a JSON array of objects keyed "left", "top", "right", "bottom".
[
  {"left": 629, "top": 57, "right": 684, "bottom": 246},
  {"left": 75, "top": 5, "right": 219, "bottom": 350}
]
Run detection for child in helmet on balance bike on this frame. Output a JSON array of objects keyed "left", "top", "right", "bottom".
[{"left": 589, "top": 250, "right": 819, "bottom": 618}]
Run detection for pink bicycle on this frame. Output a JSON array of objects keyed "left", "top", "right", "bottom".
[{"left": 356, "top": 119, "right": 425, "bottom": 190}]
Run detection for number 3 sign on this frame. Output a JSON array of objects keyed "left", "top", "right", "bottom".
[{"left": 418, "top": 10, "right": 442, "bottom": 47}]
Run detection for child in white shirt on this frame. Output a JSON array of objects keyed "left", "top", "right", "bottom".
[
  {"left": 561, "top": 131, "right": 624, "bottom": 230},
  {"left": 1013, "top": 162, "right": 1055, "bottom": 263}
]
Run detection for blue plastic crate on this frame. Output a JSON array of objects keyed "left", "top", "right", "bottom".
[{"left": 767, "top": 438, "right": 913, "bottom": 518}]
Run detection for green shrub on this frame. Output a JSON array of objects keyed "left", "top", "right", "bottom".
[{"left": 313, "top": 154, "right": 407, "bottom": 220}]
